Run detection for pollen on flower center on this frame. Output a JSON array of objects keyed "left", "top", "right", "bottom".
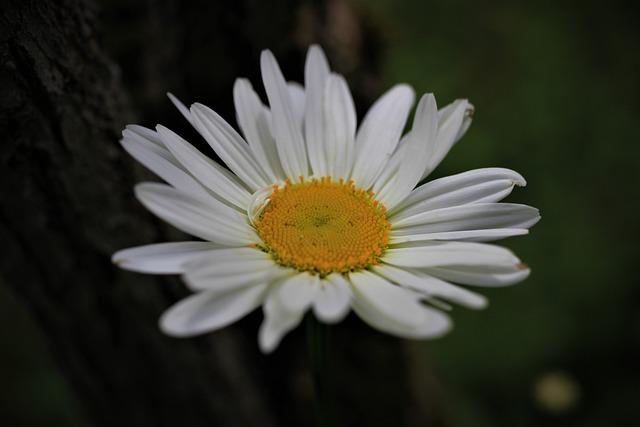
[{"left": 254, "top": 177, "right": 390, "bottom": 275}]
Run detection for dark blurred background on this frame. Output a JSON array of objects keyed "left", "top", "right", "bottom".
[{"left": 1, "top": 0, "right": 638, "bottom": 426}]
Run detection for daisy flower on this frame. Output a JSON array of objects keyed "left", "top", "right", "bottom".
[{"left": 113, "top": 46, "right": 539, "bottom": 353}]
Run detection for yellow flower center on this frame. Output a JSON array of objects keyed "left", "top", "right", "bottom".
[{"left": 255, "top": 177, "right": 390, "bottom": 275}]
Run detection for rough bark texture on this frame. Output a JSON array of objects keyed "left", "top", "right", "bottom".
[
  {"left": 0, "top": 0, "right": 439, "bottom": 426},
  {"left": 0, "top": 1, "right": 277, "bottom": 426}
]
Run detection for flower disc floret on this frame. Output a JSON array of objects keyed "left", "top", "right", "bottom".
[{"left": 255, "top": 177, "right": 390, "bottom": 275}]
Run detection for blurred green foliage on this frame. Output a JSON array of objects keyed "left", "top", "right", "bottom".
[
  {"left": 352, "top": 0, "right": 639, "bottom": 425},
  {"left": 1, "top": 0, "right": 638, "bottom": 426}
]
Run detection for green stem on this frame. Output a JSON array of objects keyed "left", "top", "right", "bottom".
[{"left": 307, "top": 315, "right": 334, "bottom": 427}]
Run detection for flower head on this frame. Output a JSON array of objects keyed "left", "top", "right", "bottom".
[{"left": 113, "top": 46, "right": 539, "bottom": 353}]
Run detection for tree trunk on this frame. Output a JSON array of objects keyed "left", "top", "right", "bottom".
[{"left": 0, "top": 0, "right": 440, "bottom": 426}]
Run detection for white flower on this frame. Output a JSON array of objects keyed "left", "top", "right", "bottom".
[{"left": 113, "top": 46, "right": 539, "bottom": 353}]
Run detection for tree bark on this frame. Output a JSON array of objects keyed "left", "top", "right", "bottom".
[
  {"left": 0, "top": 0, "right": 440, "bottom": 426},
  {"left": 0, "top": 1, "right": 276, "bottom": 426}
]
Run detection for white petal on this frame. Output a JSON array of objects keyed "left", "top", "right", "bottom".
[
  {"left": 167, "top": 92, "right": 194, "bottom": 126},
  {"left": 376, "top": 94, "right": 438, "bottom": 209},
  {"left": 274, "top": 272, "right": 320, "bottom": 313},
  {"left": 313, "top": 274, "right": 351, "bottom": 323},
  {"left": 375, "top": 264, "right": 487, "bottom": 309},
  {"left": 112, "top": 242, "right": 221, "bottom": 274},
  {"left": 351, "top": 84, "right": 415, "bottom": 189},
  {"left": 391, "top": 203, "right": 541, "bottom": 234},
  {"left": 288, "top": 81, "right": 306, "bottom": 130},
  {"left": 160, "top": 284, "right": 268, "bottom": 337},
  {"left": 155, "top": 125, "right": 252, "bottom": 209},
  {"left": 384, "top": 241, "right": 520, "bottom": 268},
  {"left": 183, "top": 248, "right": 282, "bottom": 293},
  {"left": 261, "top": 50, "right": 309, "bottom": 179},
  {"left": 135, "top": 182, "right": 257, "bottom": 245},
  {"left": 324, "top": 74, "right": 356, "bottom": 179},
  {"left": 426, "top": 263, "right": 530, "bottom": 287},
  {"left": 121, "top": 129, "right": 210, "bottom": 199},
  {"left": 304, "top": 44, "right": 331, "bottom": 177},
  {"left": 190, "top": 103, "right": 270, "bottom": 191},
  {"left": 246, "top": 185, "right": 273, "bottom": 225},
  {"left": 420, "top": 99, "right": 474, "bottom": 180},
  {"left": 349, "top": 270, "right": 426, "bottom": 328},
  {"left": 370, "top": 132, "right": 409, "bottom": 195},
  {"left": 351, "top": 296, "right": 451, "bottom": 339},
  {"left": 233, "top": 78, "right": 284, "bottom": 181},
  {"left": 125, "top": 124, "right": 165, "bottom": 147},
  {"left": 349, "top": 272, "right": 451, "bottom": 339},
  {"left": 390, "top": 228, "right": 529, "bottom": 243},
  {"left": 390, "top": 168, "right": 527, "bottom": 219},
  {"left": 437, "top": 100, "right": 474, "bottom": 143},
  {"left": 186, "top": 262, "right": 276, "bottom": 293},
  {"left": 258, "top": 281, "right": 306, "bottom": 353}
]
